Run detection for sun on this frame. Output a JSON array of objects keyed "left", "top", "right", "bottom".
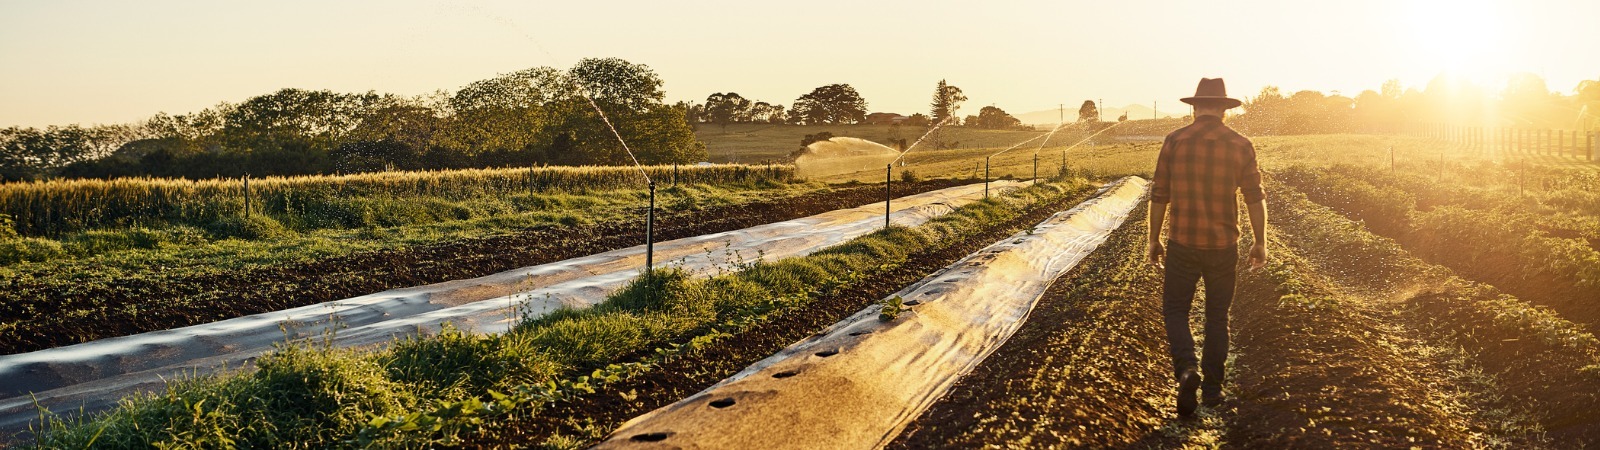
[{"left": 1402, "top": 0, "right": 1508, "bottom": 85}]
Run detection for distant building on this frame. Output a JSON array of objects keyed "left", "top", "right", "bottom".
[{"left": 865, "top": 112, "right": 908, "bottom": 125}]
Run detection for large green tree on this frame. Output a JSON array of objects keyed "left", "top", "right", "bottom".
[
  {"left": 790, "top": 84, "right": 868, "bottom": 125},
  {"left": 570, "top": 57, "right": 665, "bottom": 112},
  {"left": 704, "top": 92, "right": 753, "bottom": 131},
  {"left": 1078, "top": 100, "right": 1099, "bottom": 123},
  {"left": 970, "top": 106, "right": 1022, "bottom": 129}
]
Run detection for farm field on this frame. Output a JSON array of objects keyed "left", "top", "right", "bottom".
[
  {"left": 9, "top": 132, "right": 1600, "bottom": 448},
  {"left": 8, "top": 1, "right": 1600, "bottom": 447},
  {"left": 17, "top": 176, "right": 1099, "bottom": 447},
  {"left": 0, "top": 164, "right": 915, "bottom": 354}
]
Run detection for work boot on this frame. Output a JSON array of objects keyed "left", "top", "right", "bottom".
[{"left": 1176, "top": 367, "right": 1201, "bottom": 417}]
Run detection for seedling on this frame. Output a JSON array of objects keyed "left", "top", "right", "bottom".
[{"left": 878, "top": 295, "right": 906, "bottom": 322}]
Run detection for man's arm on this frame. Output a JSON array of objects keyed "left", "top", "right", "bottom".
[
  {"left": 1148, "top": 136, "right": 1175, "bottom": 269},
  {"left": 1239, "top": 139, "right": 1267, "bottom": 270},
  {"left": 1246, "top": 199, "right": 1267, "bottom": 270},
  {"left": 1148, "top": 201, "right": 1168, "bottom": 269}
]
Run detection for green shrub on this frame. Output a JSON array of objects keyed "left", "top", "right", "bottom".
[
  {"left": 383, "top": 326, "right": 557, "bottom": 399},
  {"left": 0, "top": 237, "right": 65, "bottom": 265},
  {"left": 33, "top": 344, "right": 412, "bottom": 449}
]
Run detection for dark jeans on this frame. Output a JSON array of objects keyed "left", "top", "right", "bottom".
[{"left": 1161, "top": 241, "right": 1237, "bottom": 393}]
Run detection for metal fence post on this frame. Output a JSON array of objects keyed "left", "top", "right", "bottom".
[{"left": 242, "top": 175, "right": 250, "bottom": 218}]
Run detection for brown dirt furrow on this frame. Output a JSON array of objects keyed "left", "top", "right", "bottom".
[
  {"left": 0, "top": 179, "right": 966, "bottom": 355},
  {"left": 887, "top": 202, "right": 1182, "bottom": 448},
  {"left": 1224, "top": 229, "right": 1483, "bottom": 448},
  {"left": 471, "top": 183, "right": 1101, "bottom": 448}
]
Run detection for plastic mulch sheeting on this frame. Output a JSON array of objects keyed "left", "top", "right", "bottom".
[
  {"left": 596, "top": 176, "right": 1148, "bottom": 450},
  {"left": 0, "top": 181, "right": 1021, "bottom": 438}
]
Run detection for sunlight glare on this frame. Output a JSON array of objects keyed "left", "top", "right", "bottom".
[{"left": 1404, "top": 0, "right": 1506, "bottom": 85}]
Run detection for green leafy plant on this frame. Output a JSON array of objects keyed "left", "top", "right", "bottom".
[{"left": 878, "top": 295, "right": 907, "bottom": 322}]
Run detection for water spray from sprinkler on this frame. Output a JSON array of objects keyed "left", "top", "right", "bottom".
[
  {"left": 983, "top": 132, "right": 1049, "bottom": 198},
  {"left": 883, "top": 116, "right": 958, "bottom": 228}
]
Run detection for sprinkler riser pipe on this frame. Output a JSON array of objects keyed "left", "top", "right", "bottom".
[{"left": 646, "top": 181, "right": 656, "bottom": 303}]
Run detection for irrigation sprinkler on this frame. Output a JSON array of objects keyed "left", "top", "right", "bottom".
[
  {"left": 647, "top": 179, "right": 655, "bottom": 280},
  {"left": 1021, "top": 121, "right": 1072, "bottom": 186},
  {"left": 984, "top": 156, "right": 991, "bottom": 199},
  {"left": 883, "top": 116, "right": 957, "bottom": 228}
]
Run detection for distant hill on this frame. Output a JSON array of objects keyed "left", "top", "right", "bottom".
[{"left": 1014, "top": 104, "right": 1182, "bottom": 126}]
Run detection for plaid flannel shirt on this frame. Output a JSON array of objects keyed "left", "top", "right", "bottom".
[{"left": 1150, "top": 115, "right": 1265, "bottom": 250}]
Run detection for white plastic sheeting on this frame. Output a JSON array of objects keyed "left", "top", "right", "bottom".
[
  {"left": 0, "top": 181, "right": 1020, "bottom": 436},
  {"left": 596, "top": 177, "right": 1148, "bottom": 450}
]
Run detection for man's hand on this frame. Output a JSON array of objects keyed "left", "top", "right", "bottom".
[
  {"left": 1147, "top": 240, "right": 1165, "bottom": 270},
  {"left": 1247, "top": 242, "right": 1267, "bottom": 271}
]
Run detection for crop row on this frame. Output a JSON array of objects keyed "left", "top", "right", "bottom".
[
  {"left": 1264, "top": 182, "right": 1600, "bottom": 445},
  {"left": 1274, "top": 165, "right": 1600, "bottom": 332},
  {"left": 0, "top": 164, "right": 795, "bottom": 237}
]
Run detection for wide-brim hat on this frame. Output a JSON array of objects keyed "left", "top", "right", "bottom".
[{"left": 1180, "top": 77, "right": 1243, "bottom": 109}]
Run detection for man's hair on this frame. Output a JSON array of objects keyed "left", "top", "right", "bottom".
[{"left": 1193, "top": 103, "right": 1227, "bottom": 117}]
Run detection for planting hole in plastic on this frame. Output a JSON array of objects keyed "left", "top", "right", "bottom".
[
  {"left": 816, "top": 349, "right": 839, "bottom": 357},
  {"left": 773, "top": 370, "right": 800, "bottom": 378},
  {"left": 709, "top": 397, "right": 736, "bottom": 408}
]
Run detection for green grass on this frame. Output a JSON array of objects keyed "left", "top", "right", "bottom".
[{"left": 26, "top": 177, "right": 1092, "bottom": 449}]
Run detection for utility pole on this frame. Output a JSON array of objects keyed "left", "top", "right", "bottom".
[
  {"left": 1153, "top": 101, "right": 1157, "bottom": 120},
  {"left": 1097, "top": 98, "right": 1103, "bottom": 122},
  {"left": 1059, "top": 104, "right": 1063, "bottom": 124}
]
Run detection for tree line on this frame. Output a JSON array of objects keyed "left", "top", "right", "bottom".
[
  {"left": 0, "top": 58, "right": 706, "bottom": 182},
  {"left": 1231, "top": 73, "right": 1600, "bottom": 135},
  {"left": 690, "top": 83, "right": 872, "bottom": 129},
  {"left": 691, "top": 79, "right": 1029, "bottom": 132}
]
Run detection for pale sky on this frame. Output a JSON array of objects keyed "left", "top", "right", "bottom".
[{"left": 2, "top": 0, "right": 1596, "bottom": 128}]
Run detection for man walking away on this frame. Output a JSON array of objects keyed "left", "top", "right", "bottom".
[{"left": 1147, "top": 78, "right": 1268, "bottom": 418}]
